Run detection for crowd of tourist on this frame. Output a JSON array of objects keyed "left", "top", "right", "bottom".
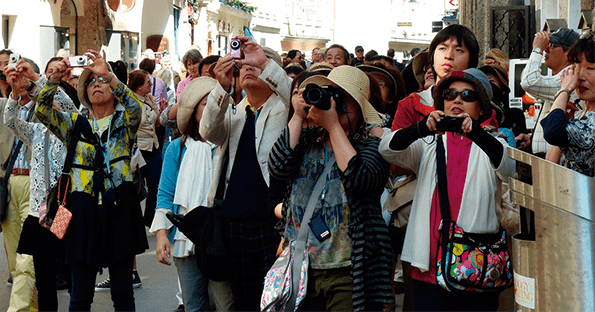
[{"left": 0, "top": 20, "right": 593, "bottom": 312}]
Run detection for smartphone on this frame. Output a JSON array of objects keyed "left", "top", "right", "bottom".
[
  {"left": 230, "top": 39, "right": 241, "bottom": 59},
  {"left": 69, "top": 55, "right": 89, "bottom": 67},
  {"left": 6, "top": 53, "right": 21, "bottom": 70}
]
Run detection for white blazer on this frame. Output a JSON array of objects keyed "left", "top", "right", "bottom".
[{"left": 199, "top": 60, "right": 292, "bottom": 207}]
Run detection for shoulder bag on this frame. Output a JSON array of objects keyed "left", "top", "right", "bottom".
[
  {"left": 261, "top": 154, "right": 336, "bottom": 311},
  {"left": 39, "top": 117, "right": 84, "bottom": 239},
  {"left": 166, "top": 144, "right": 230, "bottom": 282},
  {"left": 435, "top": 135, "right": 513, "bottom": 292}
]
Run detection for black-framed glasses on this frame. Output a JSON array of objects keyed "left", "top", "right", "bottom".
[
  {"left": 85, "top": 76, "right": 109, "bottom": 87},
  {"left": 442, "top": 88, "right": 479, "bottom": 102}
]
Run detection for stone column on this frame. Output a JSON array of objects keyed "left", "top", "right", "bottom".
[
  {"left": 460, "top": 0, "right": 523, "bottom": 60},
  {"left": 77, "top": 0, "right": 111, "bottom": 54}
]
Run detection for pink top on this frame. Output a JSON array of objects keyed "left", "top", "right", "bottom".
[
  {"left": 176, "top": 76, "right": 192, "bottom": 101},
  {"left": 411, "top": 132, "right": 472, "bottom": 284}
]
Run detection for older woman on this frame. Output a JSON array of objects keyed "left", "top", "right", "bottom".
[
  {"left": 128, "top": 69, "right": 162, "bottom": 227},
  {"left": 268, "top": 66, "right": 394, "bottom": 311},
  {"left": 379, "top": 68, "right": 515, "bottom": 311},
  {"left": 176, "top": 49, "right": 203, "bottom": 100},
  {"left": 542, "top": 31, "right": 595, "bottom": 177},
  {"left": 35, "top": 50, "right": 148, "bottom": 310}
]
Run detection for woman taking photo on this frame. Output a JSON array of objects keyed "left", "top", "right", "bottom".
[
  {"left": 379, "top": 68, "right": 515, "bottom": 311},
  {"left": 35, "top": 50, "right": 148, "bottom": 310},
  {"left": 128, "top": 69, "right": 162, "bottom": 227},
  {"left": 150, "top": 76, "right": 232, "bottom": 312},
  {"left": 268, "top": 65, "right": 394, "bottom": 311},
  {"left": 542, "top": 31, "right": 595, "bottom": 177}
]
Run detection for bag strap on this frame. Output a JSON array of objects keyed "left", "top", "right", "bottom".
[
  {"left": 2, "top": 105, "right": 35, "bottom": 179},
  {"left": 436, "top": 135, "right": 450, "bottom": 222},
  {"left": 213, "top": 145, "right": 229, "bottom": 207},
  {"left": 44, "top": 130, "right": 50, "bottom": 198},
  {"left": 62, "top": 116, "right": 85, "bottom": 175},
  {"left": 287, "top": 153, "right": 336, "bottom": 311}
]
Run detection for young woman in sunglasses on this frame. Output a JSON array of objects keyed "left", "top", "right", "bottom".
[{"left": 379, "top": 68, "right": 516, "bottom": 311}]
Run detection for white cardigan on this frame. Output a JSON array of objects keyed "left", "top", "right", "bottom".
[
  {"left": 199, "top": 60, "right": 291, "bottom": 207},
  {"left": 379, "top": 132, "right": 516, "bottom": 272}
]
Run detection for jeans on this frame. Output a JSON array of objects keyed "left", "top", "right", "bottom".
[
  {"left": 69, "top": 257, "right": 135, "bottom": 311},
  {"left": 174, "top": 256, "right": 208, "bottom": 312},
  {"left": 412, "top": 279, "right": 500, "bottom": 311},
  {"left": 140, "top": 149, "right": 162, "bottom": 227}
]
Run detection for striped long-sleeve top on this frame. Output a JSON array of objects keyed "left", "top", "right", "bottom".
[{"left": 268, "top": 126, "right": 394, "bottom": 311}]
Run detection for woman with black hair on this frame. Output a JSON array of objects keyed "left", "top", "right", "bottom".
[{"left": 542, "top": 31, "right": 595, "bottom": 177}]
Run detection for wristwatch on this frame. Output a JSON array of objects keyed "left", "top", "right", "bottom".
[
  {"left": 26, "top": 81, "right": 35, "bottom": 92},
  {"left": 532, "top": 47, "right": 543, "bottom": 55}
]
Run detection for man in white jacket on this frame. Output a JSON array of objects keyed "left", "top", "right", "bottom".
[{"left": 199, "top": 37, "right": 290, "bottom": 311}]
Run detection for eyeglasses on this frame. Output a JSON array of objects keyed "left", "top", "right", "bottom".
[
  {"left": 442, "top": 88, "right": 479, "bottom": 102},
  {"left": 377, "top": 81, "right": 387, "bottom": 88},
  {"left": 85, "top": 76, "right": 109, "bottom": 87},
  {"left": 580, "top": 31, "right": 595, "bottom": 41}
]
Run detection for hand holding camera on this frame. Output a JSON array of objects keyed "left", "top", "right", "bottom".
[
  {"left": 427, "top": 111, "right": 473, "bottom": 134},
  {"left": 234, "top": 36, "right": 269, "bottom": 71}
]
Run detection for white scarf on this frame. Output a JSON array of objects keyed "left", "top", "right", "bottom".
[{"left": 173, "top": 139, "right": 217, "bottom": 211}]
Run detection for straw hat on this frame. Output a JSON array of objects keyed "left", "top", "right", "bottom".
[
  {"left": 77, "top": 65, "right": 114, "bottom": 111},
  {"left": 299, "top": 65, "right": 383, "bottom": 125},
  {"left": 177, "top": 77, "right": 218, "bottom": 133},
  {"left": 357, "top": 64, "right": 398, "bottom": 100},
  {"left": 412, "top": 51, "right": 430, "bottom": 86}
]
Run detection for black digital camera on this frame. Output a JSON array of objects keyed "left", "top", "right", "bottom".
[
  {"left": 435, "top": 116, "right": 465, "bottom": 133},
  {"left": 302, "top": 84, "right": 342, "bottom": 111}
]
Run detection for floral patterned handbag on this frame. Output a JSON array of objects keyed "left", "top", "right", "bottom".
[
  {"left": 435, "top": 135, "right": 513, "bottom": 292},
  {"left": 436, "top": 221, "right": 513, "bottom": 291}
]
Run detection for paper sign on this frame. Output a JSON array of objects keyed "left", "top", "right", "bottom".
[{"left": 514, "top": 271, "right": 535, "bottom": 309}]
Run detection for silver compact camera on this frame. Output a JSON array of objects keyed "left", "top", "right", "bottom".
[
  {"left": 69, "top": 55, "right": 89, "bottom": 67},
  {"left": 6, "top": 53, "right": 21, "bottom": 70}
]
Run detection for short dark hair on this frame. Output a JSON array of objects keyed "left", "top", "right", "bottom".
[
  {"left": 364, "top": 50, "right": 378, "bottom": 62},
  {"left": 182, "top": 49, "right": 203, "bottom": 69},
  {"left": 284, "top": 65, "right": 304, "bottom": 76},
  {"left": 567, "top": 32, "right": 595, "bottom": 64},
  {"left": 109, "top": 60, "right": 128, "bottom": 84},
  {"left": 139, "top": 58, "right": 156, "bottom": 74},
  {"left": 44, "top": 57, "right": 63, "bottom": 75},
  {"left": 198, "top": 55, "right": 221, "bottom": 76},
  {"left": 0, "top": 49, "right": 11, "bottom": 56},
  {"left": 428, "top": 24, "right": 479, "bottom": 70},
  {"left": 326, "top": 44, "right": 349, "bottom": 62},
  {"left": 127, "top": 69, "right": 150, "bottom": 92},
  {"left": 288, "top": 50, "right": 300, "bottom": 60},
  {"left": 22, "top": 58, "right": 39, "bottom": 74}
]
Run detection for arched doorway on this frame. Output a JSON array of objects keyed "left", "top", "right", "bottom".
[{"left": 59, "top": 0, "right": 78, "bottom": 54}]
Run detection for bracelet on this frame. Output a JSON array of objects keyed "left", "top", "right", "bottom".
[{"left": 554, "top": 88, "right": 570, "bottom": 100}]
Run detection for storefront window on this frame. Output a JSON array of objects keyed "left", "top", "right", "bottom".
[
  {"left": 121, "top": 32, "right": 139, "bottom": 70},
  {"left": 55, "top": 27, "right": 71, "bottom": 54},
  {"left": 217, "top": 35, "right": 228, "bottom": 56}
]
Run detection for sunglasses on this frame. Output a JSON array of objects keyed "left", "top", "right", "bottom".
[
  {"left": 442, "top": 88, "right": 479, "bottom": 102},
  {"left": 85, "top": 76, "right": 109, "bottom": 87}
]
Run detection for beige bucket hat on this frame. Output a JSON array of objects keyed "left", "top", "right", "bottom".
[
  {"left": 299, "top": 65, "right": 383, "bottom": 125},
  {"left": 177, "top": 76, "right": 218, "bottom": 133}
]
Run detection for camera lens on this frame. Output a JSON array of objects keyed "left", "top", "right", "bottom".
[
  {"left": 77, "top": 57, "right": 85, "bottom": 65},
  {"left": 230, "top": 40, "right": 240, "bottom": 49},
  {"left": 304, "top": 87, "right": 323, "bottom": 105}
]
